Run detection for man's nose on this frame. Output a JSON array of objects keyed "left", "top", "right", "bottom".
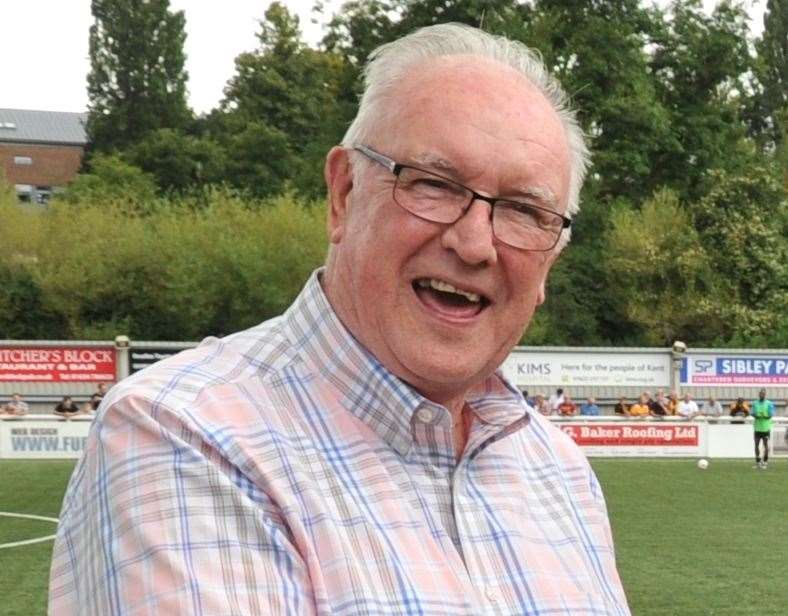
[{"left": 440, "top": 198, "right": 498, "bottom": 266}]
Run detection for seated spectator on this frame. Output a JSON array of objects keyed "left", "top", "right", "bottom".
[
  {"left": 613, "top": 397, "right": 629, "bottom": 416},
  {"left": 558, "top": 394, "right": 577, "bottom": 416},
  {"left": 700, "top": 396, "right": 723, "bottom": 418},
  {"left": 91, "top": 383, "right": 109, "bottom": 410},
  {"left": 548, "top": 388, "right": 564, "bottom": 414},
  {"left": 532, "top": 393, "right": 551, "bottom": 416},
  {"left": 580, "top": 397, "right": 600, "bottom": 416},
  {"left": 628, "top": 395, "right": 650, "bottom": 417},
  {"left": 677, "top": 393, "right": 699, "bottom": 419},
  {"left": 648, "top": 390, "right": 668, "bottom": 417},
  {"left": 729, "top": 397, "right": 750, "bottom": 419},
  {"left": 666, "top": 391, "right": 679, "bottom": 416},
  {"left": 79, "top": 401, "right": 95, "bottom": 415},
  {"left": 2, "top": 393, "right": 29, "bottom": 417},
  {"left": 53, "top": 396, "right": 80, "bottom": 419}
]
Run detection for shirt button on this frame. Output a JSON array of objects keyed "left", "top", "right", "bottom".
[
  {"left": 416, "top": 408, "right": 434, "bottom": 423},
  {"left": 485, "top": 587, "right": 498, "bottom": 603}
]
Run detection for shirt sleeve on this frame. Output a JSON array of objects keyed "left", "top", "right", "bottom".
[{"left": 49, "top": 393, "right": 315, "bottom": 616}]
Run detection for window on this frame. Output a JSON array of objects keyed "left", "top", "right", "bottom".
[{"left": 14, "top": 156, "right": 32, "bottom": 165}]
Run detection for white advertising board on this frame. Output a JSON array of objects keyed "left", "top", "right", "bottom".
[
  {"left": 0, "top": 419, "right": 91, "bottom": 459},
  {"left": 502, "top": 351, "right": 671, "bottom": 388},
  {"left": 681, "top": 353, "right": 788, "bottom": 387},
  {"left": 551, "top": 418, "right": 788, "bottom": 458}
]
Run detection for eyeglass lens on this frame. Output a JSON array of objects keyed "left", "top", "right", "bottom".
[{"left": 393, "top": 166, "right": 562, "bottom": 250}]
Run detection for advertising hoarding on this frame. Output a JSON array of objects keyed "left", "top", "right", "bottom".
[
  {"left": 502, "top": 351, "right": 670, "bottom": 388},
  {"left": 681, "top": 354, "right": 788, "bottom": 387},
  {"left": 557, "top": 421, "right": 701, "bottom": 457},
  {"left": 0, "top": 419, "right": 91, "bottom": 459},
  {"left": 0, "top": 347, "right": 116, "bottom": 382},
  {"left": 130, "top": 348, "right": 182, "bottom": 374}
]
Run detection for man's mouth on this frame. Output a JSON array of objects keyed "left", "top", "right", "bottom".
[{"left": 412, "top": 278, "right": 490, "bottom": 318}]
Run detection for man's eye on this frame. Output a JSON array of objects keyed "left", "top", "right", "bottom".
[{"left": 413, "top": 177, "right": 452, "bottom": 190}]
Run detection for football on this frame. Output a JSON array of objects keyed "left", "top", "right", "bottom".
[{"left": 697, "top": 458, "right": 709, "bottom": 470}]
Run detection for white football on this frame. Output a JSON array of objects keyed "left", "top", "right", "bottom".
[{"left": 697, "top": 458, "right": 709, "bottom": 470}]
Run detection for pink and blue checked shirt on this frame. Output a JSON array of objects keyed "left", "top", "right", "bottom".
[{"left": 50, "top": 271, "right": 629, "bottom": 615}]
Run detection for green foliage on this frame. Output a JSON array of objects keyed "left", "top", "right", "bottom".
[
  {"left": 0, "top": 186, "right": 327, "bottom": 340},
  {"left": 650, "top": 0, "right": 754, "bottom": 200},
  {"left": 693, "top": 164, "right": 788, "bottom": 342},
  {"left": 87, "top": 0, "right": 190, "bottom": 151},
  {"left": 749, "top": 0, "right": 787, "bottom": 148},
  {"left": 605, "top": 189, "right": 724, "bottom": 345},
  {"left": 57, "top": 154, "right": 159, "bottom": 212},
  {"left": 214, "top": 2, "right": 352, "bottom": 199},
  {"left": 122, "top": 129, "right": 227, "bottom": 193}
]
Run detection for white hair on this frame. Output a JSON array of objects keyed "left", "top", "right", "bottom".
[{"left": 341, "top": 23, "right": 590, "bottom": 247}]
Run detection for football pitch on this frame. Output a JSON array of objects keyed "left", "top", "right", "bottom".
[{"left": 1, "top": 458, "right": 785, "bottom": 615}]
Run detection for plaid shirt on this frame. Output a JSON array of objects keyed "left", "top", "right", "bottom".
[{"left": 50, "top": 271, "right": 629, "bottom": 615}]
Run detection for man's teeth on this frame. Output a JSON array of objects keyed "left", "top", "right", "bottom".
[{"left": 417, "top": 279, "right": 481, "bottom": 303}]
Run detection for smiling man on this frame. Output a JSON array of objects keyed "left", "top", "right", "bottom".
[{"left": 51, "top": 24, "right": 629, "bottom": 615}]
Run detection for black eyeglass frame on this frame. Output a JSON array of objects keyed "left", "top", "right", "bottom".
[{"left": 353, "top": 144, "right": 571, "bottom": 252}]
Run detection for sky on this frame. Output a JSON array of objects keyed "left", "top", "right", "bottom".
[{"left": 1, "top": 1, "right": 767, "bottom": 115}]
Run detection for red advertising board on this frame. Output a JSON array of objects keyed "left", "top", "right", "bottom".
[
  {"left": 560, "top": 423, "right": 699, "bottom": 447},
  {"left": 0, "top": 347, "right": 116, "bottom": 382}
]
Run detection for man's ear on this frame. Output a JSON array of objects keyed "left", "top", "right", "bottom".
[
  {"left": 325, "top": 146, "right": 353, "bottom": 244},
  {"left": 535, "top": 249, "right": 561, "bottom": 306}
]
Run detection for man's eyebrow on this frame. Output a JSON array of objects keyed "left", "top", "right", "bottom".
[
  {"left": 408, "top": 152, "right": 460, "bottom": 175},
  {"left": 407, "top": 152, "right": 560, "bottom": 210},
  {"left": 510, "top": 186, "right": 558, "bottom": 210}
]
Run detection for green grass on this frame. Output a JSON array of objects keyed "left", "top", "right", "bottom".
[
  {"left": 591, "top": 458, "right": 787, "bottom": 616},
  {"left": 0, "top": 460, "right": 76, "bottom": 616},
  {"left": 0, "top": 458, "right": 785, "bottom": 615}
]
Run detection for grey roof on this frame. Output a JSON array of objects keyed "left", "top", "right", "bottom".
[{"left": 0, "top": 108, "right": 87, "bottom": 145}]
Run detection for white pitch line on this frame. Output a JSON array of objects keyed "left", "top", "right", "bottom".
[{"left": 0, "top": 511, "right": 59, "bottom": 550}]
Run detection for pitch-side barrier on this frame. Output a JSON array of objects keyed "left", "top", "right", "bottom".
[{"left": 1, "top": 414, "right": 786, "bottom": 460}]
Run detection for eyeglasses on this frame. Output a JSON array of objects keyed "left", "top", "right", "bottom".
[{"left": 353, "top": 144, "right": 571, "bottom": 251}]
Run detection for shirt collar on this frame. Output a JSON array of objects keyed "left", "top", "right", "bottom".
[{"left": 282, "top": 269, "right": 528, "bottom": 455}]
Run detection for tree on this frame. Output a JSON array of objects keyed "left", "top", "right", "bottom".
[
  {"left": 58, "top": 154, "right": 159, "bottom": 213},
  {"left": 749, "top": 0, "right": 787, "bottom": 150},
  {"left": 604, "top": 189, "right": 725, "bottom": 345},
  {"left": 216, "top": 2, "right": 351, "bottom": 198},
  {"left": 692, "top": 164, "right": 788, "bottom": 343},
  {"left": 123, "top": 129, "right": 227, "bottom": 193},
  {"left": 87, "top": 0, "right": 190, "bottom": 152},
  {"left": 649, "top": 0, "right": 754, "bottom": 201}
]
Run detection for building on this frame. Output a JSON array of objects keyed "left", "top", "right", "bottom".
[{"left": 0, "top": 108, "right": 87, "bottom": 203}]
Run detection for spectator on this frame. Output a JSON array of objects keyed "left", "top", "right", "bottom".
[
  {"left": 54, "top": 396, "right": 80, "bottom": 420},
  {"left": 580, "top": 397, "right": 600, "bottom": 416},
  {"left": 628, "top": 395, "right": 650, "bottom": 417},
  {"left": 2, "top": 393, "right": 29, "bottom": 417},
  {"left": 729, "top": 397, "right": 750, "bottom": 423},
  {"left": 79, "top": 401, "right": 94, "bottom": 415},
  {"left": 648, "top": 390, "right": 668, "bottom": 417},
  {"left": 91, "top": 383, "right": 109, "bottom": 410},
  {"left": 700, "top": 396, "right": 723, "bottom": 418},
  {"left": 558, "top": 394, "right": 577, "bottom": 416},
  {"left": 666, "top": 391, "right": 679, "bottom": 416},
  {"left": 677, "top": 393, "right": 699, "bottom": 419},
  {"left": 533, "top": 393, "right": 551, "bottom": 416},
  {"left": 548, "top": 388, "right": 565, "bottom": 413},
  {"left": 613, "top": 396, "right": 629, "bottom": 416}
]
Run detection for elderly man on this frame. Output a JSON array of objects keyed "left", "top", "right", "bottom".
[{"left": 50, "top": 24, "right": 629, "bottom": 615}]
